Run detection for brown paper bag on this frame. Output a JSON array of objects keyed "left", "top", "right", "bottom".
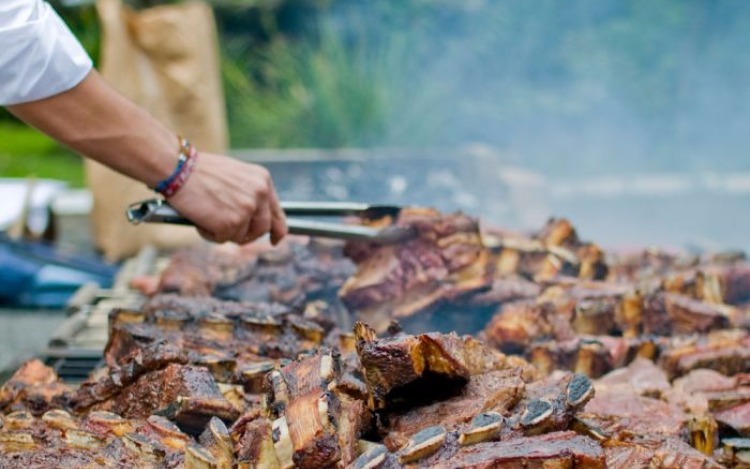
[{"left": 88, "top": 0, "right": 228, "bottom": 260}]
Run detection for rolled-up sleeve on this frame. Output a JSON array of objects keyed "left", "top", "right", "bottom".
[{"left": 0, "top": 0, "right": 93, "bottom": 105}]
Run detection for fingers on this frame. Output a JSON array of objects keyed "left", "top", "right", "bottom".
[
  {"left": 197, "top": 227, "right": 218, "bottom": 243},
  {"left": 243, "top": 199, "right": 272, "bottom": 244},
  {"left": 267, "top": 176, "right": 288, "bottom": 245},
  {"left": 167, "top": 153, "right": 285, "bottom": 246}
]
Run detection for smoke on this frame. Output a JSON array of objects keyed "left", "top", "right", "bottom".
[{"left": 318, "top": 1, "right": 750, "bottom": 249}]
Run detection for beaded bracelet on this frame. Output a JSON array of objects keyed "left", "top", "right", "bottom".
[
  {"left": 161, "top": 147, "right": 198, "bottom": 198},
  {"left": 154, "top": 136, "right": 198, "bottom": 198}
]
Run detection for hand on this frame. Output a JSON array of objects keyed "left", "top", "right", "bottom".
[{"left": 168, "top": 152, "right": 287, "bottom": 245}]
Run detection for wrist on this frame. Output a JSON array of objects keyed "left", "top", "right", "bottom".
[{"left": 153, "top": 137, "right": 199, "bottom": 198}]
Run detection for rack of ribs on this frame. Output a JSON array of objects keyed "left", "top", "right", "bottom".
[
  {"left": 152, "top": 238, "right": 355, "bottom": 308},
  {"left": 484, "top": 218, "right": 609, "bottom": 281}
]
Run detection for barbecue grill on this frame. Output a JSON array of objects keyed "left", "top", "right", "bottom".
[{"left": 3, "top": 149, "right": 750, "bottom": 467}]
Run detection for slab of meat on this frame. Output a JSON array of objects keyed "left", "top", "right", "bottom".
[
  {"left": 340, "top": 208, "right": 493, "bottom": 332},
  {"left": 606, "top": 248, "right": 699, "bottom": 283},
  {"left": 381, "top": 368, "right": 527, "bottom": 450},
  {"left": 71, "top": 342, "right": 238, "bottom": 435},
  {"left": 218, "top": 239, "right": 356, "bottom": 307},
  {"left": 155, "top": 239, "right": 355, "bottom": 307},
  {"left": 354, "top": 323, "right": 522, "bottom": 411},
  {"left": 0, "top": 359, "right": 71, "bottom": 416},
  {"left": 0, "top": 409, "right": 217, "bottom": 469},
  {"left": 230, "top": 410, "right": 281, "bottom": 468}
]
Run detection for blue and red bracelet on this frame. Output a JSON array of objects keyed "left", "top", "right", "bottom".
[{"left": 154, "top": 136, "right": 198, "bottom": 198}]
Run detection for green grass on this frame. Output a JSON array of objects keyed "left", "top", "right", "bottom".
[{"left": 0, "top": 124, "right": 84, "bottom": 187}]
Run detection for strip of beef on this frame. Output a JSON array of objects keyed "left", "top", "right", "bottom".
[
  {"left": 0, "top": 360, "right": 71, "bottom": 416},
  {"left": 599, "top": 361, "right": 724, "bottom": 455},
  {"left": 488, "top": 218, "right": 609, "bottom": 282},
  {"left": 593, "top": 358, "right": 671, "bottom": 398},
  {"left": 217, "top": 240, "right": 355, "bottom": 307},
  {"left": 665, "top": 368, "right": 750, "bottom": 421},
  {"left": 483, "top": 280, "right": 640, "bottom": 354},
  {"left": 348, "top": 432, "right": 606, "bottom": 468},
  {"left": 465, "top": 275, "right": 542, "bottom": 307},
  {"left": 484, "top": 282, "right": 733, "bottom": 357},
  {"left": 265, "top": 349, "right": 370, "bottom": 469},
  {"left": 158, "top": 243, "right": 259, "bottom": 296},
  {"left": 437, "top": 432, "right": 605, "bottom": 468},
  {"left": 669, "top": 371, "right": 750, "bottom": 438},
  {"left": 340, "top": 208, "right": 492, "bottom": 332},
  {"left": 230, "top": 411, "right": 282, "bottom": 468},
  {"left": 439, "top": 433, "right": 605, "bottom": 468},
  {"left": 579, "top": 395, "right": 689, "bottom": 441},
  {"left": 641, "top": 292, "right": 736, "bottom": 336},
  {"left": 140, "top": 293, "right": 291, "bottom": 323},
  {"left": 73, "top": 341, "right": 188, "bottom": 411}
]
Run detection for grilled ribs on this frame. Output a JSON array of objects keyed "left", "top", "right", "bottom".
[
  {"left": 12, "top": 208, "right": 750, "bottom": 467},
  {"left": 0, "top": 409, "right": 217, "bottom": 469},
  {"left": 340, "top": 208, "right": 493, "bottom": 332}
]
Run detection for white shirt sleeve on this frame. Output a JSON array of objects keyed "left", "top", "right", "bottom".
[{"left": 0, "top": 0, "right": 93, "bottom": 105}]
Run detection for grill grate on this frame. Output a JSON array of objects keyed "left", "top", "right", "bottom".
[{"left": 41, "top": 348, "right": 103, "bottom": 384}]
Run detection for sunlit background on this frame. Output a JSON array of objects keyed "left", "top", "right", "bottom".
[{"left": 3, "top": 0, "right": 750, "bottom": 249}]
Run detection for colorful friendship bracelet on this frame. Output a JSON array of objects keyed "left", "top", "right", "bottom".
[
  {"left": 154, "top": 136, "right": 198, "bottom": 198},
  {"left": 160, "top": 146, "right": 198, "bottom": 198}
]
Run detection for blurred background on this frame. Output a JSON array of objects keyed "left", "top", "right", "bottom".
[{"left": 2, "top": 0, "right": 750, "bottom": 250}]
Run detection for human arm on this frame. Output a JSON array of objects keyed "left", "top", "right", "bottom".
[
  {"left": 2, "top": 0, "right": 286, "bottom": 244},
  {"left": 8, "top": 70, "right": 287, "bottom": 244}
]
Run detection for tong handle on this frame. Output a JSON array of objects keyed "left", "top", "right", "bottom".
[
  {"left": 281, "top": 201, "right": 401, "bottom": 219},
  {"left": 126, "top": 199, "right": 413, "bottom": 244}
]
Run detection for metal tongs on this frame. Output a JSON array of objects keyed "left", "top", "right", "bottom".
[{"left": 126, "top": 198, "right": 416, "bottom": 244}]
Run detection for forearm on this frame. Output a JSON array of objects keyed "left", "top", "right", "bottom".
[{"left": 7, "top": 70, "right": 177, "bottom": 188}]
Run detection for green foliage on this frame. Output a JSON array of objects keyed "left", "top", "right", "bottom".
[
  {"left": 0, "top": 124, "right": 84, "bottom": 186},
  {"left": 223, "top": 19, "right": 448, "bottom": 148},
  {"left": 51, "top": 1, "right": 100, "bottom": 64}
]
